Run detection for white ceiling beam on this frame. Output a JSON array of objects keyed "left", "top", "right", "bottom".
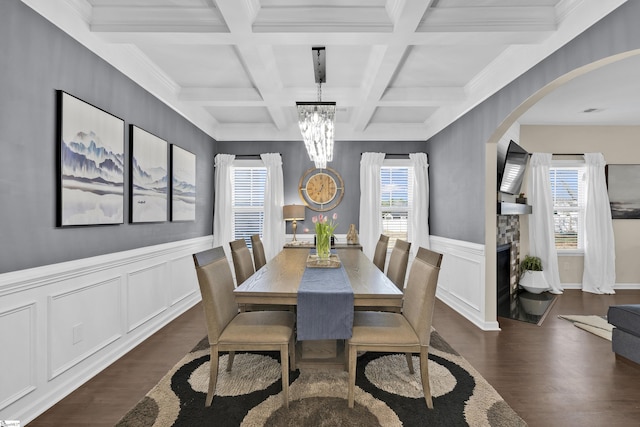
[
  {"left": 213, "top": 0, "right": 288, "bottom": 130},
  {"left": 94, "top": 29, "right": 551, "bottom": 46},
  {"left": 350, "top": 0, "right": 434, "bottom": 132},
  {"left": 179, "top": 88, "right": 263, "bottom": 105}
]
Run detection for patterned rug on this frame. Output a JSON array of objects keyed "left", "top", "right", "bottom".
[
  {"left": 116, "top": 331, "right": 526, "bottom": 426},
  {"left": 558, "top": 314, "right": 614, "bottom": 341}
]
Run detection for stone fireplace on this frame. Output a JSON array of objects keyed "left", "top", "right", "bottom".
[{"left": 497, "top": 215, "right": 521, "bottom": 313}]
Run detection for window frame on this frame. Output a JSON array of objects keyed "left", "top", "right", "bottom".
[
  {"left": 380, "top": 158, "right": 414, "bottom": 250},
  {"left": 549, "top": 159, "right": 586, "bottom": 255},
  {"left": 231, "top": 159, "right": 266, "bottom": 248}
]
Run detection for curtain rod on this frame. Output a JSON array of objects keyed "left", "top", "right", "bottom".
[
  {"left": 551, "top": 153, "right": 583, "bottom": 156},
  {"left": 359, "top": 152, "right": 412, "bottom": 158},
  {"left": 234, "top": 153, "right": 282, "bottom": 159}
]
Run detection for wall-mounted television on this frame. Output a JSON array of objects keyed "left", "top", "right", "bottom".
[{"left": 497, "top": 140, "right": 529, "bottom": 195}]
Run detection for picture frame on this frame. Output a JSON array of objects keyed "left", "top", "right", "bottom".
[
  {"left": 57, "top": 91, "right": 125, "bottom": 226},
  {"left": 170, "top": 145, "right": 196, "bottom": 221},
  {"left": 606, "top": 164, "right": 640, "bottom": 219},
  {"left": 130, "top": 125, "right": 168, "bottom": 223}
]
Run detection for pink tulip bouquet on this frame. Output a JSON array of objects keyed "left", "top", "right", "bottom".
[{"left": 313, "top": 213, "right": 338, "bottom": 259}]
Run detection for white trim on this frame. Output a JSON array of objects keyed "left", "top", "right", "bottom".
[
  {"left": 0, "top": 236, "right": 212, "bottom": 296},
  {"left": 562, "top": 282, "right": 640, "bottom": 290}
]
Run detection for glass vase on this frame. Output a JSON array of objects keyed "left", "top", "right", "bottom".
[{"left": 316, "top": 232, "right": 331, "bottom": 260}]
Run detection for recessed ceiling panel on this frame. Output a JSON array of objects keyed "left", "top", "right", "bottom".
[
  {"left": 205, "top": 106, "right": 274, "bottom": 124},
  {"left": 371, "top": 106, "right": 437, "bottom": 124},
  {"left": 139, "top": 45, "right": 253, "bottom": 88},
  {"left": 391, "top": 45, "right": 508, "bottom": 87},
  {"left": 274, "top": 45, "right": 371, "bottom": 88}
]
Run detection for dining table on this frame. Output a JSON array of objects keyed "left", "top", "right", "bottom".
[{"left": 233, "top": 248, "right": 403, "bottom": 369}]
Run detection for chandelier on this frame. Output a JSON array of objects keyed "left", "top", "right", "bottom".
[{"left": 296, "top": 47, "right": 336, "bottom": 169}]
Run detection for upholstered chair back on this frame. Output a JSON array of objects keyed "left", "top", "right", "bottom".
[
  {"left": 372, "top": 234, "right": 389, "bottom": 272},
  {"left": 193, "top": 247, "right": 239, "bottom": 345},
  {"left": 386, "top": 239, "right": 411, "bottom": 290},
  {"left": 230, "top": 238, "right": 255, "bottom": 285},
  {"left": 402, "top": 247, "right": 442, "bottom": 346},
  {"left": 251, "top": 234, "right": 267, "bottom": 270}
]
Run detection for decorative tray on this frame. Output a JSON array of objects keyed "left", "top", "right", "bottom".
[{"left": 306, "top": 253, "right": 341, "bottom": 268}]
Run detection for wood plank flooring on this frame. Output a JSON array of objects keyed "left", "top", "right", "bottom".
[{"left": 28, "top": 289, "right": 640, "bottom": 426}]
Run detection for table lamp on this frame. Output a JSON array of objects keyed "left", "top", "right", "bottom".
[{"left": 283, "top": 204, "right": 305, "bottom": 242}]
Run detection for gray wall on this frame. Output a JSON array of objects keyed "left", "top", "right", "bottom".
[
  {"left": 215, "top": 140, "right": 425, "bottom": 236},
  {"left": 427, "top": 0, "right": 640, "bottom": 245},
  {"left": 0, "top": 1, "right": 216, "bottom": 273}
]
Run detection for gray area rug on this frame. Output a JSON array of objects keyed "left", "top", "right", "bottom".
[{"left": 116, "top": 331, "right": 527, "bottom": 426}]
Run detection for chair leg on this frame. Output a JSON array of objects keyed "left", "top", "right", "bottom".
[
  {"left": 206, "top": 345, "right": 219, "bottom": 407},
  {"left": 348, "top": 344, "right": 358, "bottom": 408},
  {"left": 280, "top": 344, "right": 289, "bottom": 409},
  {"left": 226, "top": 351, "right": 235, "bottom": 372},
  {"left": 405, "top": 352, "right": 414, "bottom": 374},
  {"left": 289, "top": 334, "right": 296, "bottom": 371},
  {"left": 419, "top": 347, "right": 433, "bottom": 409}
]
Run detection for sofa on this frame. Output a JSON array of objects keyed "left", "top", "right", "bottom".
[{"left": 607, "top": 304, "right": 640, "bottom": 365}]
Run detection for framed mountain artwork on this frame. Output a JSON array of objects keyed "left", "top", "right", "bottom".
[
  {"left": 170, "top": 145, "right": 196, "bottom": 222},
  {"left": 130, "top": 125, "right": 168, "bottom": 223},
  {"left": 57, "top": 91, "right": 125, "bottom": 226}
]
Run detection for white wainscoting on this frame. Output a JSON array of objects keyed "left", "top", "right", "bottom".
[
  {"left": 430, "top": 236, "right": 500, "bottom": 331},
  {"left": 0, "top": 235, "right": 212, "bottom": 424}
]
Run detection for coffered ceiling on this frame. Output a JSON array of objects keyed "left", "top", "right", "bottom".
[{"left": 23, "top": 0, "right": 628, "bottom": 141}]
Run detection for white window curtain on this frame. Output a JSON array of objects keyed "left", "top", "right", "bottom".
[
  {"left": 212, "top": 154, "right": 235, "bottom": 249},
  {"left": 409, "top": 152, "right": 430, "bottom": 254},
  {"left": 582, "top": 153, "right": 616, "bottom": 294},
  {"left": 260, "top": 153, "right": 285, "bottom": 261},
  {"left": 359, "top": 152, "right": 385, "bottom": 259},
  {"left": 528, "top": 153, "right": 563, "bottom": 294}
]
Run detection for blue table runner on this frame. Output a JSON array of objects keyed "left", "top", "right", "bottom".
[{"left": 296, "top": 252, "right": 354, "bottom": 340}]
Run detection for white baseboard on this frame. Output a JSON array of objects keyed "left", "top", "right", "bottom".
[{"left": 561, "top": 283, "right": 640, "bottom": 290}]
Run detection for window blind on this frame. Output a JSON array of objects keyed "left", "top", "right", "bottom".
[
  {"left": 232, "top": 167, "right": 266, "bottom": 248},
  {"left": 380, "top": 166, "right": 413, "bottom": 249},
  {"left": 550, "top": 166, "right": 585, "bottom": 250}
]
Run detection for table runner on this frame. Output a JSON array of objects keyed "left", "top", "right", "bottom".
[{"left": 296, "top": 253, "right": 354, "bottom": 340}]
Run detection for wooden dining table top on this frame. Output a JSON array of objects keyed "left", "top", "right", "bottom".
[{"left": 233, "top": 248, "right": 403, "bottom": 308}]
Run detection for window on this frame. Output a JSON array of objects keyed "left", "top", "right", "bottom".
[
  {"left": 232, "top": 161, "right": 266, "bottom": 248},
  {"left": 549, "top": 161, "right": 586, "bottom": 251},
  {"left": 380, "top": 160, "right": 414, "bottom": 249}
]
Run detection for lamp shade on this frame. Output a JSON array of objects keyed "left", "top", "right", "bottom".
[{"left": 283, "top": 204, "right": 305, "bottom": 221}]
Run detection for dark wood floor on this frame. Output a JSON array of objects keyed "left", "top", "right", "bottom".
[{"left": 28, "top": 289, "right": 640, "bottom": 427}]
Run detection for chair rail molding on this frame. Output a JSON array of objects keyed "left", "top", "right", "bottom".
[{"left": 0, "top": 235, "right": 213, "bottom": 424}]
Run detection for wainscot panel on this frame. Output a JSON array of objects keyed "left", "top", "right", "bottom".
[
  {"left": 127, "top": 263, "right": 169, "bottom": 332},
  {"left": 0, "top": 302, "right": 37, "bottom": 411},
  {"left": 0, "top": 235, "right": 212, "bottom": 424},
  {"left": 169, "top": 255, "right": 199, "bottom": 306},
  {"left": 49, "top": 277, "right": 122, "bottom": 380},
  {"left": 431, "top": 236, "right": 500, "bottom": 331}
]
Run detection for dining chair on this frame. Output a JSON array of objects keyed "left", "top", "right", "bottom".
[
  {"left": 193, "top": 246, "right": 296, "bottom": 408},
  {"left": 230, "top": 238, "right": 255, "bottom": 285},
  {"left": 372, "top": 234, "right": 389, "bottom": 272},
  {"left": 347, "top": 246, "right": 443, "bottom": 409},
  {"left": 251, "top": 234, "right": 267, "bottom": 270},
  {"left": 386, "top": 239, "right": 411, "bottom": 291}
]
